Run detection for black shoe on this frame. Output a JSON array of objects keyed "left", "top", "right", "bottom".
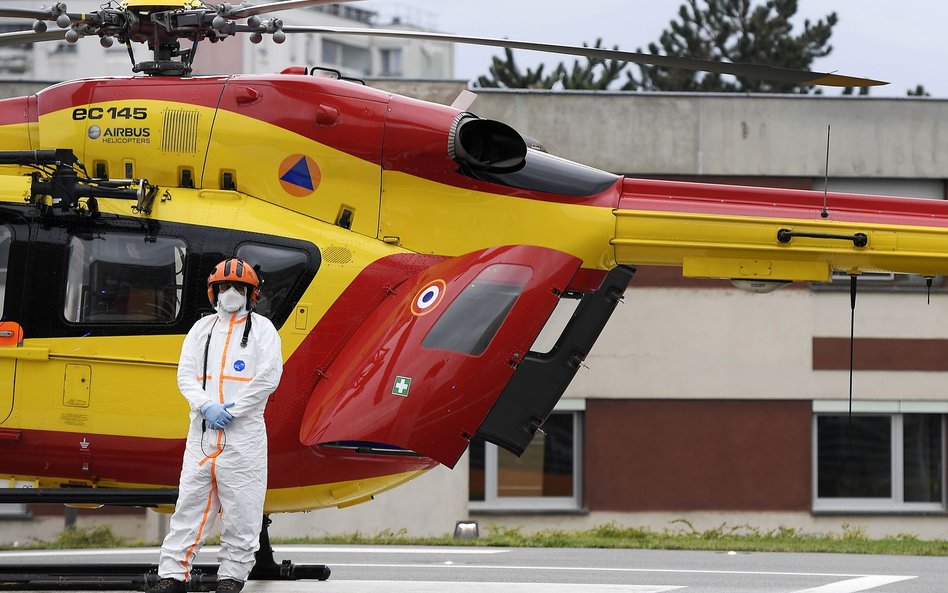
[
  {"left": 145, "top": 578, "right": 187, "bottom": 593},
  {"left": 216, "top": 579, "right": 244, "bottom": 593}
]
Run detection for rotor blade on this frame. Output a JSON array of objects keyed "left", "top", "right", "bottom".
[
  {"left": 0, "top": 29, "right": 67, "bottom": 47},
  {"left": 226, "top": 0, "right": 359, "bottom": 19},
  {"left": 279, "top": 26, "right": 887, "bottom": 87}
]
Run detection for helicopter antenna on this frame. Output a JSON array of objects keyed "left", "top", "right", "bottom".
[
  {"left": 848, "top": 273, "right": 857, "bottom": 430},
  {"left": 820, "top": 124, "right": 831, "bottom": 219}
]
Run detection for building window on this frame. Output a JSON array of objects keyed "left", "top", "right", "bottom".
[
  {"left": 813, "top": 412, "right": 945, "bottom": 512},
  {"left": 0, "top": 503, "right": 27, "bottom": 518},
  {"left": 469, "top": 407, "right": 583, "bottom": 511},
  {"left": 63, "top": 233, "right": 186, "bottom": 324},
  {"left": 321, "top": 39, "right": 371, "bottom": 75},
  {"left": 379, "top": 48, "right": 402, "bottom": 76},
  {"left": 321, "top": 39, "right": 340, "bottom": 64}
]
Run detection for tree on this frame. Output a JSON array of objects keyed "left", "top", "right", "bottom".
[
  {"left": 475, "top": 40, "right": 628, "bottom": 90},
  {"left": 625, "top": 0, "right": 837, "bottom": 94},
  {"left": 474, "top": 47, "right": 560, "bottom": 89},
  {"left": 907, "top": 84, "right": 931, "bottom": 97}
]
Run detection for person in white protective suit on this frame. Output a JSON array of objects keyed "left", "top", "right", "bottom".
[{"left": 148, "top": 258, "right": 283, "bottom": 593}]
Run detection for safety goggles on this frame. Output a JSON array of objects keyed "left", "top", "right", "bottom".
[{"left": 217, "top": 281, "right": 249, "bottom": 294}]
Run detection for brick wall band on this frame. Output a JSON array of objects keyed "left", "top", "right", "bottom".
[
  {"left": 813, "top": 337, "right": 948, "bottom": 371},
  {"left": 584, "top": 399, "right": 811, "bottom": 511}
]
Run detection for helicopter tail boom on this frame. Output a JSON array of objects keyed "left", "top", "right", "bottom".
[{"left": 613, "top": 177, "right": 948, "bottom": 282}]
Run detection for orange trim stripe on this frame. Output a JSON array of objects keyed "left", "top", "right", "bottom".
[
  {"left": 217, "top": 313, "right": 241, "bottom": 404},
  {"left": 220, "top": 375, "right": 252, "bottom": 382},
  {"left": 198, "top": 431, "right": 225, "bottom": 466},
  {"left": 181, "top": 458, "right": 218, "bottom": 581}
]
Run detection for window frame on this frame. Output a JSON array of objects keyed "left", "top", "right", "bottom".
[
  {"left": 0, "top": 224, "right": 11, "bottom": 317},
  {"left": 234, "top": 241, "right": 312, "bottom": 323},
  {"left": 812, "top": 402, "right": 947, "bottom": 513},
  {"left": 0, "top": 503, "right": 28, "bottom": 518},
  {"left": 62, "top": 231, "right": 187, "bottom": 325},
  {"left": 469, "top": 401, "right": 584, "bottom": 512}
]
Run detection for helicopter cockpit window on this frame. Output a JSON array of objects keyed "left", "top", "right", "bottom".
[
  {"left": 423, "top": 264, "right": 531, "bottom": 356},
  {"left": 460, "top": 149, "right": 618, "bottom": 198},
  {"left": 0, "top": 226, "right": 10, "bottom": 316},
  {"left": 64, "top": 234, "right": 186, "bottom": 324},
  {"left": 235, "top": 243, "right": 309, "bottom": 319}
]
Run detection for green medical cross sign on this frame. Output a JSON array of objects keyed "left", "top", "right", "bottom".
[{"left": 392, "top": 375, "right": 411, "bottom": 397}]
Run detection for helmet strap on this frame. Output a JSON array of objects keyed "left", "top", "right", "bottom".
[{"left": 240, "top": 304, "right": 253, "bottom": 348}]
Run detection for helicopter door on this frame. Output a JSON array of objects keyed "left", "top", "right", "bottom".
[
  {"left": 299, "top": 245, "right": 582, "bottom": 468},
  {"left": 0, "top": 225, "right": 15, "bottom": 423},
  {"left": 0, "top": 322, "right": 20, "bottom": 424}
]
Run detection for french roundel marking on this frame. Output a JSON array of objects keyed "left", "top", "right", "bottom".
[
  {"left": 278, "top": 154, "right": 321, "bottom": 197},
  {"left": 411, "top": 279, "right": 446, "bottom": 316}
]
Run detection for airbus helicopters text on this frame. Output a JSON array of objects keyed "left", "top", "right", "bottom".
[{"left": 0, "top": 0, "right": 945, "bottom": 587}]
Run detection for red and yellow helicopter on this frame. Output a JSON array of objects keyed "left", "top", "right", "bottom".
[{"left": 0, "top": 0, "right": 944, "bottom": 587}]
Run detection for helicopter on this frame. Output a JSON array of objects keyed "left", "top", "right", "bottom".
[{"left": 0, "top": 0, "right": 946, "bottom": 588}]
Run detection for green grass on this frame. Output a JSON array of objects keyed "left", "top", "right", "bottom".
[
  {"left": 0, "top": 525, "right": 135, "bottom": 550},
  {"left": 281, "top": 521, "right": 948, "bottom": 556},
  {"left": 3, "top": 521, "right": 948, "bottom": 556}
]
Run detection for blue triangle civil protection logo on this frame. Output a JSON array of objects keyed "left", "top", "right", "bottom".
[
  {"left": 278, "top": 154, "right": 322, "bottom": 197},
  {"left": 280, "top": 156, "right": 313, "bottom": 190}
]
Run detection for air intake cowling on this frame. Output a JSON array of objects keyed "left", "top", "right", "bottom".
[{"left": 449, "top": 114, "right": 526, "bottom": 173}]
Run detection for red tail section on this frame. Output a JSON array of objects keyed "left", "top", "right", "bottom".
[{"left": 299, "top": 245, "right": 581, "bottom": 468}]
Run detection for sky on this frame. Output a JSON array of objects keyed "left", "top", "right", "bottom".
[{"left": 370, "top": 1, "right": 948, "bottom": 98}]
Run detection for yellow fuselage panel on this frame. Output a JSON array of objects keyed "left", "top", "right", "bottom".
[
  {"left": 37, "top": 101, "right": 216, "bottom": 189},
  {"left": 380, "top": 170, "right": 617, "bottom": 270},
  {"left": 614, "top": 209, "right": 948, "bottom": 281},
  {"left": 1, "top": 183, "right": 404, "bottom": 440},
  {"left": 204, "top": 109, "right": 382, "bottom": 240}
]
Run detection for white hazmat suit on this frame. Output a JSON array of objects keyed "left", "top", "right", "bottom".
[{"left": 158, "top": 293, "right": 283, "bottom": 583}]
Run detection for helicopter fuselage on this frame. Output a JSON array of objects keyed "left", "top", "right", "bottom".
[
  {"left": 0, "top": 71, "right": 623, "bottom": 512},
  {"left": 3, "top": 71, "right": 948, "bottom": 514}
]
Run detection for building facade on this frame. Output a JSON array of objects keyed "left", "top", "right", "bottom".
[
  {"left": 454, "top": 87, "right": 948, "bottom": 541},
  {"left": 2, "top": 83, "right": 948, "bottom": 544},
  {"left": 0, "top": 1, "right": 453, "bottom": 80}
]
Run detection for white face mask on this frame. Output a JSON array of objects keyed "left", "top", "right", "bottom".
[{"left": 217, "top": 287, "right": 246, "bottom": 313}]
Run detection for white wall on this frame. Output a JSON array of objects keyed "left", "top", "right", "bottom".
[{"left": 569, "top": 286, "right": 948, "bottom": 401}]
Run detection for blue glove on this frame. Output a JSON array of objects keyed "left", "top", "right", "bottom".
[{"left": 201, "top": 402, "right": 235, "bottom": 430}]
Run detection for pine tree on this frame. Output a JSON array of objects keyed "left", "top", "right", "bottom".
[
  {"left": 474, "top": 47, "right": 561, "bottom": 89},
  {"left": 625, "top": 0, "right": 837, "bottom": 94}
]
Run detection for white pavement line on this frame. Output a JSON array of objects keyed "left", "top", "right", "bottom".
[
  {"left": 328, "top": 562, "right": 897, "bottom": 579},
  {"left": 244, "top": 582, "right": 684, "bottom": 593},
  {"left": 790, "top": 574, "right": 918, "bottom": 593},
  {"left": 273, "top": 545, "right": 509, "bottom": 555},
  {"left": 0, "top": 548, "right": 158, "bottom": 558},
  {"left": 0, "top": 546, "right": 509, "bottom": 559}
]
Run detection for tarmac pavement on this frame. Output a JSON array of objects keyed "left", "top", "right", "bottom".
[{"left": 0, "top": 544, "right": 942, "bottom": 592}]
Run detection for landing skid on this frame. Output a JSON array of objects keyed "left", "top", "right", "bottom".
[
  {"left": 0, "top": 515, "right": 330, "bottom": 591},
  {"left": 246, "top": 516, "right": 331, "bottom": 581}
]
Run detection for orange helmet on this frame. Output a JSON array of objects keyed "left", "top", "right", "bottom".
[{"left": 207, "top": 258, "right": 260, "bottom": 307}]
